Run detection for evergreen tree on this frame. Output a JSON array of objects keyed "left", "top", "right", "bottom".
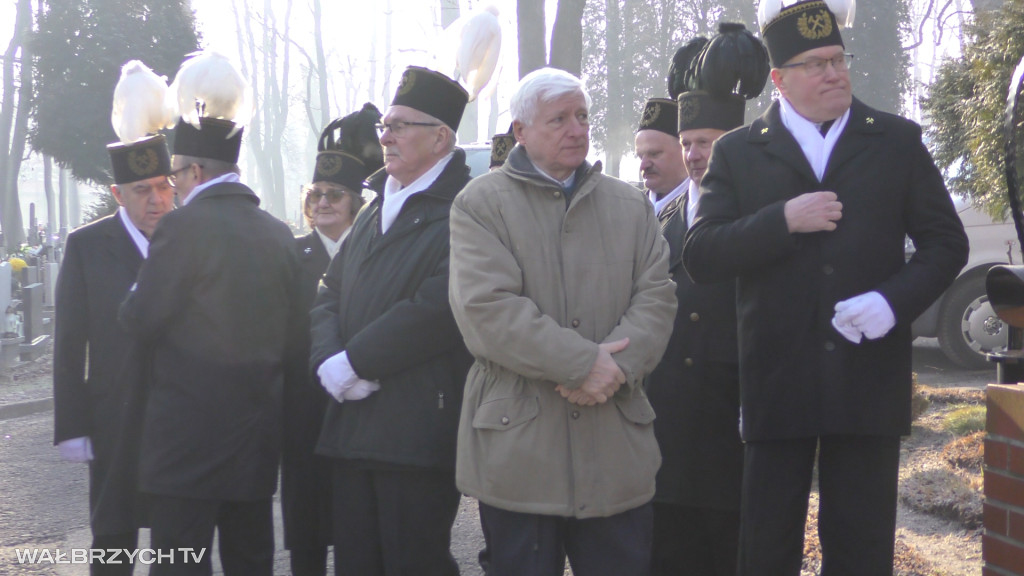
[
  {"left": 30, "top": 0, "right": 200, "bottom": 186},
  {"left": 923, "top": 0, "right": 1024, "bottom": 215}
]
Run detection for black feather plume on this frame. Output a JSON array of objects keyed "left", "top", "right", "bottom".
[
  {"left": 318, "top": 102, "right": 384, "bottom": 173},
  {"left": 672, "top": 22, "right": 769, "bottom": 101},
  {"left": 668, "top": 37, "right": 708, "bottom": 100}
]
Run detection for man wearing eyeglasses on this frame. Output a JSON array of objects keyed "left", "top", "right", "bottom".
[
  {"left": 682, "top": 1, "right": 968, "bottom": 574},
  {"left": 309, "top": 66, "right": 473, "bottom": 575}
]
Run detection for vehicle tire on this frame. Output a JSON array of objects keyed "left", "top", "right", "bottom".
[{"left": 937, "top": 274, "right": 1007, "bottom": 370}]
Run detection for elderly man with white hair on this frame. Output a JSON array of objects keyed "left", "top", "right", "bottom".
[{"left": 449, "top": 67, "right": 676, "bottom": 576}]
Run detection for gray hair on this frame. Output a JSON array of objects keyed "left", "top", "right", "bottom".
[
  {"left": 510, "top": 68, "right": 592, "bottom": 127},
  {"left": 175, "top": 155, "right": 239, "bottom": 179}
]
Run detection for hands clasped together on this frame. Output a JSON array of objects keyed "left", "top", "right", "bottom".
[{"left": 555, "top": 337, "right": 629, "bottom": 406}]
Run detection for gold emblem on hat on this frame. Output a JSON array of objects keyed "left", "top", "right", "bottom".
[
  {"left": 641, "top": 103, "right": 661, "bottom": 128},
  {"left": 679, "top": 97, "right": 700, "bottom": 126},
  {"left": 397, "top": 70, "right": 416, "bottom": 97},
  {"left": 127, "top": 148, "right": 159, "bottom": 177},
  {"left": 797, "top": 9, "right": 833, "bottom": 40},
  {"left": 317, "top": 154, "right": 343, "bottom": 177}
]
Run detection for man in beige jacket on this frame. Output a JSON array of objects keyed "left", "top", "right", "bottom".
[{"left": 449, "top": 67, "right": 676, "bottom": 576}]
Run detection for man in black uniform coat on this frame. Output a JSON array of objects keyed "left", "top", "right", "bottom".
[
  {"left": 119, "top": 52, "right": 302, "bottom": 576},
  {"left": 53, "top": 113, "right": 174, "bottom": 576},
  {"left": 282, "top": 104, "right": 378, "bottom": 576},
  {"left": 309, "top": 66, "right": 473, "bottom": 575},
  {"left": 640, "top": 91, "right": 745, "bottom": 573},
  {"left": 682, "top": 2, "right": 969, "bottom": 574}
]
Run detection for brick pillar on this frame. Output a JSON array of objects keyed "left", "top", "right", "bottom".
[{"left": 985, "top": 384, "right": 1024, "bottom": 575}]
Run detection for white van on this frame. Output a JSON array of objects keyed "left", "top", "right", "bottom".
[{"left": 910, "top": 197, "right": 1021, "bottom": 368}]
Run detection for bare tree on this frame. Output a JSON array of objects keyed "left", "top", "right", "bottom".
[
  {"left": 550, "top": 0, "right": 586, "bottom": 76},
  {"left": 234, "top": 0, "right": 294, "bottom": 219},
  {"left": 0, "top": 0, "right": 33, "bottom": 251},
  {"left": 518, "top": 0, "right": 547, "bottom": 78}
]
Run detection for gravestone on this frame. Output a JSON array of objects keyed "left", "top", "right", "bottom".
[
  {"left": 0, "top": 262, "right": 10, "bottom": 324},
  {"left": 20, "top": 265, "right": 38, "bottom": 287},
  {"left": 42, "top": 262, "right": 59, "bottom": 306},
  {"left": 19, "top": 283, "right": 49, "bottom": 361}
]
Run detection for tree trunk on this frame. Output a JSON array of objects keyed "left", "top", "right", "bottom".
[
  {"left": 58, "top": 166, "right": 68, "bottom": 245},
  {"left": 0, "top": 0, "right": 32, "bottom": 251},
  {"left": 44, "top": 156, "right": 55, "bottom": 243},
  {"left": 518, "top": 0, "right": 547, "bottom": 79},
  {"left": 603, "top": 0, "right": 624, "bottom": 177},
  {"left": 549, "top": 0, "right": 586, "bottom": 76}
]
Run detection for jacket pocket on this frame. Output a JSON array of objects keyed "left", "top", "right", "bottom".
[
  {"left": 472, "top": 395, "right": 540, "bottom": 430},
  {"left": 613, "top": 392, "right": 656, "bottom": 425}
]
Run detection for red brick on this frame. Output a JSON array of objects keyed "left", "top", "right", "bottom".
[
  {"left": 988, "top": 438, "right": 1010, "bottom": 471},
  {"left": 1012, "top": 445, "right": 1024, "bottom": 477},
  {"left": 1011, "top": 508, "right": 1024, "bottom": 543},
  {"left": 988, "top": 502, "right": 1010, "bottom": 536},
  {"left": 986, "top": 469, "right": 1024, "bottom": 508},
  {"left": 988, "top": 385, "right": 1024, "bottom": 439},
  {"left": 984, "top": 533, "right": 1024, "bottom": 571},
  {"left": 984, "top": 565, "right": 1022, "bottom": 576}
]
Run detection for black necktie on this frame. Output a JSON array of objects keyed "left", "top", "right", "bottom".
[{"left": 819, "top": 119, "right": 835, "bottom": 137}]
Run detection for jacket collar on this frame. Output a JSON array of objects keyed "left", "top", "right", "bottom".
[
  {"left": 186, "top": 181, "right": 261, "bottom": 206},
  {"left": 365, "top": 148, "right": 470, "bottom": 204},
  {"left": 503, "top": 145, "right": 599, "bottom": 196},
  {"left": 745, "top": 97, "right": 882, "bottom": 183}
]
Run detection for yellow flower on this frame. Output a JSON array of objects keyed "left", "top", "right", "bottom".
[{"left": 8, "top": 257, "right": 27, "bottom": 273}]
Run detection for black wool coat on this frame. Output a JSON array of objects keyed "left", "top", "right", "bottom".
[
  {"left": 646, "top": 190, "right": 743, "bottom": 511},
  {"left": 683, "top": 98, "right": 968, "bottom": 442},
  {"left": 53, "top": 214, "right": 149, "bottom": 535},
  {"left": 281, "top": 231, "right": 333, "bottom": 549},
  {"left": 310, "top": 149, "right": 474, "bottom": 470},
  {"left": 119, "top": 182, "right": 303, "bottom": 500}
]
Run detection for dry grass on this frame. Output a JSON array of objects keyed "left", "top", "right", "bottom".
[{"left": 942, "top": 431, "right": 984, "bottom": 471}]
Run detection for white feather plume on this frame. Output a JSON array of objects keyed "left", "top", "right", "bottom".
[
  {"left": 824, "top": 0, "right": 856, "bottom": 28},
  {"left": 168, "top": 51, "right": 251, "bottom": 132},
  {"left": 757, "top": 0, "right": 856, "bottom": 30},
  {"left": 111, "top": 60, "right": 173, "bottom": 144},
  {"left": 757, "top": 0, "right": 783, "bottom": 31},
  {"left": 454, "top": 5, "right": 502, "bottom": 102}
]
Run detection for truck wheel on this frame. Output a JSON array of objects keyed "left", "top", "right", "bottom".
[{"left": 937, "top": 274, "right": 1007, "bottom": 370}]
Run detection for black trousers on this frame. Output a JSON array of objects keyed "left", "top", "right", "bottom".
[
  {"left": 146, "top": 494, "right": 274, "bottom": 576},
  {"left": 651, "top": 503, "right": 739, "bottom": 576},
  {"left": 738, "top": 435, "right": 901, "bottom": 576},
  {"left": 478, "top": 501, "right": 653, "bottom": 576},
  {"left": 90, "top": 532, "right": 138, "bottom": 576},
  {"left": 331, "top": 460, "right": 461, "bottom": 576}
]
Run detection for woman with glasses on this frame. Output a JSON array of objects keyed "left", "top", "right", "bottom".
[{"left": 282, "top": 105, "right": 381, "bottom": 576}]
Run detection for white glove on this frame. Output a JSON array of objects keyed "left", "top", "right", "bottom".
[
  {"left": 58, "top": 436, "right": 94, "bottom": 463},
  {"left": 833, "top": 291, "right": 896, "bottom": 341},
  {"left": 831, "top": 315, "right": 862, "bottom": 344},
  {"left": 342, "top": 379, "right": 381, "bottom": 401},
  {"left": 317, "top": 351, "right": 359, "bottom": 403}
]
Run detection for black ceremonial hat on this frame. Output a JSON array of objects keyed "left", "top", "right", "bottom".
[
  {"left": 490, "top": 124, "right": 515, "bottom": 168},
  {"left": 637, "top": 98, "right": 679, "bottom": 137},
  {"left": 391, "top": 66, "right": 469, "bottom": 131},
  {"left": 313, "top": 152, "right": 369, "bottom": 191},
  {"left": 107, "top": 134, "right": 171, "bottom": 185},
  {"left": 312, "top": 103, "right": 383, "bottom": 190},
  {"left": 172, "top": 117, "right": 244, "bottom": 164},
  {"left": 677, "top": 91, "right": 745, "bottom": 133},
  {"left": 761, "top": 0, "right": 845, "bottom": 68}
]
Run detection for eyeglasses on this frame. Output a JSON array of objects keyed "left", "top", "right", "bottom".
[
  {"left": 375, "top": 121, "right": 441, "bottom": 137},
  {"left": 306, "top": 188, "right": 349, "bottom": 202},
  {"left": 779, "top": 53, "right": 854, "bottom": 77},
  {"left": 167, "top": 164, "right": 202, "bottom": 187}
]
